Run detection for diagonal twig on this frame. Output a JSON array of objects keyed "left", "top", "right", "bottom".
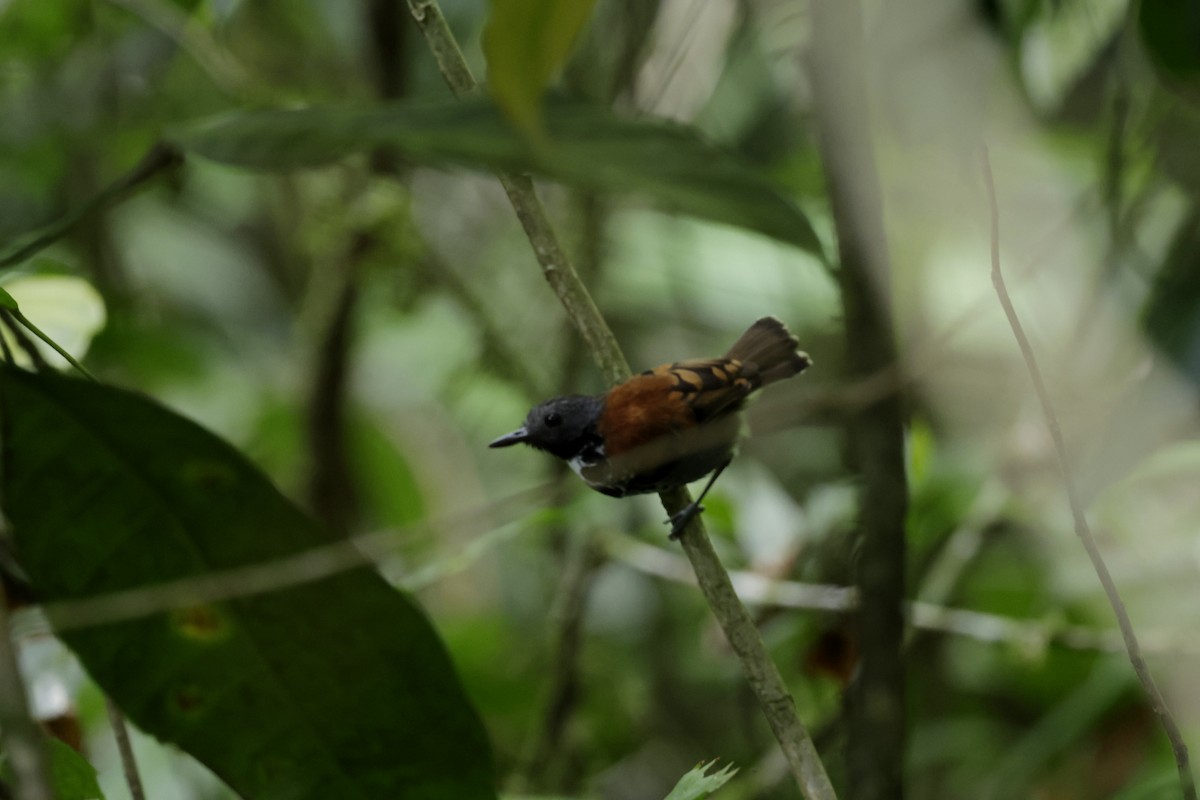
[
  {"left": 981, "top": 147, "right": 1196, "bottom": 800},
  {"left": 0, "top": 144, "right": 182, "bottom": 272},
  {"left": 106, "top": 698, "right": 147, "bottom": 800},
  {"left": 403, "top": 2, "right": 836, "bottom": 796}
]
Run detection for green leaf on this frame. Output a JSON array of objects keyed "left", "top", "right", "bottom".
[
  {"left": 0, "top": 738, "right": 105, "bottom": 800},
  {"left": 47, "top": 739, "right": 105, "bottom": 800},
  {"left": 663, "top": 760, "right": 738, "bottom": 800},
  {"left": 0, "top": 286, "right": 18, "bottom": 311},
  {"left": 483, "top": 0, "right": 599, "bottom": 135},
  {"left": 0, "top": 367, "right": 495, "bottom": 800},
  {"left": 170, "top": 98, "right": 823, "bottom": 256}
]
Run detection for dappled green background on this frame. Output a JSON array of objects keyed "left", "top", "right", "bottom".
[{"left": 3, "top": 0, "right": 1200, "bottom": 798}]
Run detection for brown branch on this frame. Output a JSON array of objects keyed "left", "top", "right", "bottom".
[
  {"left": 515, "top": 532, "right": 603, "bottom": 791},
  {"left": 304, "top": 234, "right": 366, "bottom": 538},
  {"left": 809, "top": 3, "right": 907, "bottom": 798},
  {"left": 403, "top": 2, "right": 836, "bottom": 796},
  {"left": 981, "top": 148, "right": 1197, "bottom": 800}
]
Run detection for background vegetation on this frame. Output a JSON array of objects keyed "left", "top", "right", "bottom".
[{"left": 2, "top": 0, "right": 1200, "bottom": 798}]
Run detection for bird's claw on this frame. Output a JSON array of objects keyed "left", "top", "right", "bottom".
[{"left": 666, "top": 503, "right": 705, "bottom": 540}]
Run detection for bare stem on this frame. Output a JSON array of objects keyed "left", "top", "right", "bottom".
[
  {"left": 981, "top": 148, "right": 1197, "bottom": 800},
  {"left": 8, "top": 311, "right": 95, "bottom": 381},
  {"left": 404, "top": 1, "right": 835, "bottom": 796},
  {"left": 0, "top": 143, "right": 182, "bottom": 272},
  {"left": 106, "top": 697, "right": 147, "bottom": 800}
]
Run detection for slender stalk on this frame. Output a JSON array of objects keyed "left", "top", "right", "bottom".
[
  {"left": 0, "top": 312, "right": 51, "bottom": 375},
  {"left": 8, "top": 312, "right": 95, "bottom": 381},
  {"left": 981, "top": 149, "right": 1197, "bottom": 800},
  {"left": 0, "top": 143, "right": 181, "bottom": 272},
  {"left": 404, "top": 1, "right": 836, "bottom": 796},
  {"left": 105, "top": 698, "right": 147, "bottom": 800}
]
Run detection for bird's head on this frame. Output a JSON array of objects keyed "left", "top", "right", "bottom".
[{"left": 489, "top": 394, "right": 603, "bottom": 461}]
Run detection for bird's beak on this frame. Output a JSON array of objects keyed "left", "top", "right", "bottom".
[{"left": 489, "top": 427, "right": 529, "bottom": 448}]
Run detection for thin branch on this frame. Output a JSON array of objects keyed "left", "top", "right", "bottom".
[
  {"left": 0, "top": 589, "right": 54, "bottom": 800},
  {"left": 0, "top": 144, "right": 182, "bottom": 272},
  {"left": 304, "top": 233, "right": 366, "bottom": 538},
  {"left": 604, "top": 531, "right": 1200, "bottom": 656},
  {"left": 515, "top": 532, "right": 603, "bottom": 791},
  {"left": 11, "top": 486, "right": 1198, "bottom": 667},
  {"left": 38, "top": 485, "right": 553, "bottom": 633},
  {"left": 403, "top": 2, "right": 836, "bottom": 797},
  {"left": 981, "top": 148, "right": 1197, "bottom": 800},
  {"left": 105, "top": 698, "right": 146, "bottom": 800}
]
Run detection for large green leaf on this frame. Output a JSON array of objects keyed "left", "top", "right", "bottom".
[
  {"left": 170, "top": 97, "right": 823, "bottom": 256},
  {"left": 483, "top": 0, "right": 599, "bottom": 134},
  {"left": 0, "top": 367, "right": 495, "bottom": 800}
]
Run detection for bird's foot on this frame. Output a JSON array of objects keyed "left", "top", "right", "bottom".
[{"left": 666, "top": 503, "right": 705, "bottom": 540}]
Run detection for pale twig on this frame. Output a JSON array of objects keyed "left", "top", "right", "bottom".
[
  {"left": 106, "top": 698, "right": 147, "bottom": 800},
  {"left": 403, "top": 2, "right": 836, "bottom": 796},
  {"left": 603, "top": 531, "right": 1200, "bottom": 657},
  {"left": 38, "top": 487, "right": 551, "bottom": 633},
  {"left": 981, "top": 148, "right": 1197, "bottom": 800},
  {"left": 20, "top": 485, "right": 1199, "bottom": 657}
]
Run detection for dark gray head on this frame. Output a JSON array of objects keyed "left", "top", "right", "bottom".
[{"left": 489, "top": 395, "right": 603, "bottom": 461}]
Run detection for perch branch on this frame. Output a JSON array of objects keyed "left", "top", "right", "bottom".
[
  {"left": 981, "top": 148, "right": 1196, "bottom": 800},
  {"left": 403, "top": 2, "right": 835, "bottom": 796}
]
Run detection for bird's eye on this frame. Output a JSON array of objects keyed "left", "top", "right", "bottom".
[{"left": 545, "top": 412, "right": 562, "bottom": 428}]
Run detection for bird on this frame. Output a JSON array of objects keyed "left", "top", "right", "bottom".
[{"left": 489, "top": 317, "right": 811, "bottom": 538}]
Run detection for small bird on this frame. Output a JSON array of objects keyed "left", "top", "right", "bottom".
[{"left": 489, "top": 317, "right": 810, "bottom": 538}]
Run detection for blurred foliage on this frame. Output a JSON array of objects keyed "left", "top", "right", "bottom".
[
  {"left": 482, "top": 0, "right": 599, "bottom": 135},
  {"left": 0, "top": 0, "right": 1198, "bottom": 799},
  {"left": 0, "top": 737, "right": 106, "bottom": 800}
]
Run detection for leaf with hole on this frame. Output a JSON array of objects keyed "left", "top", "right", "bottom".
[{"left": 0, "top": 367, "right": 495, "bottom": 800}]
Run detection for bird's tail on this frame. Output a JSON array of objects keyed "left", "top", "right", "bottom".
[{"left": 725, "top": 317, "right": 811, "bottom": 387}]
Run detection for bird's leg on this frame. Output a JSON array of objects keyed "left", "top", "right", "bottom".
[{"left": 667, "top": 459, "right": 732, "bottom": 540}]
